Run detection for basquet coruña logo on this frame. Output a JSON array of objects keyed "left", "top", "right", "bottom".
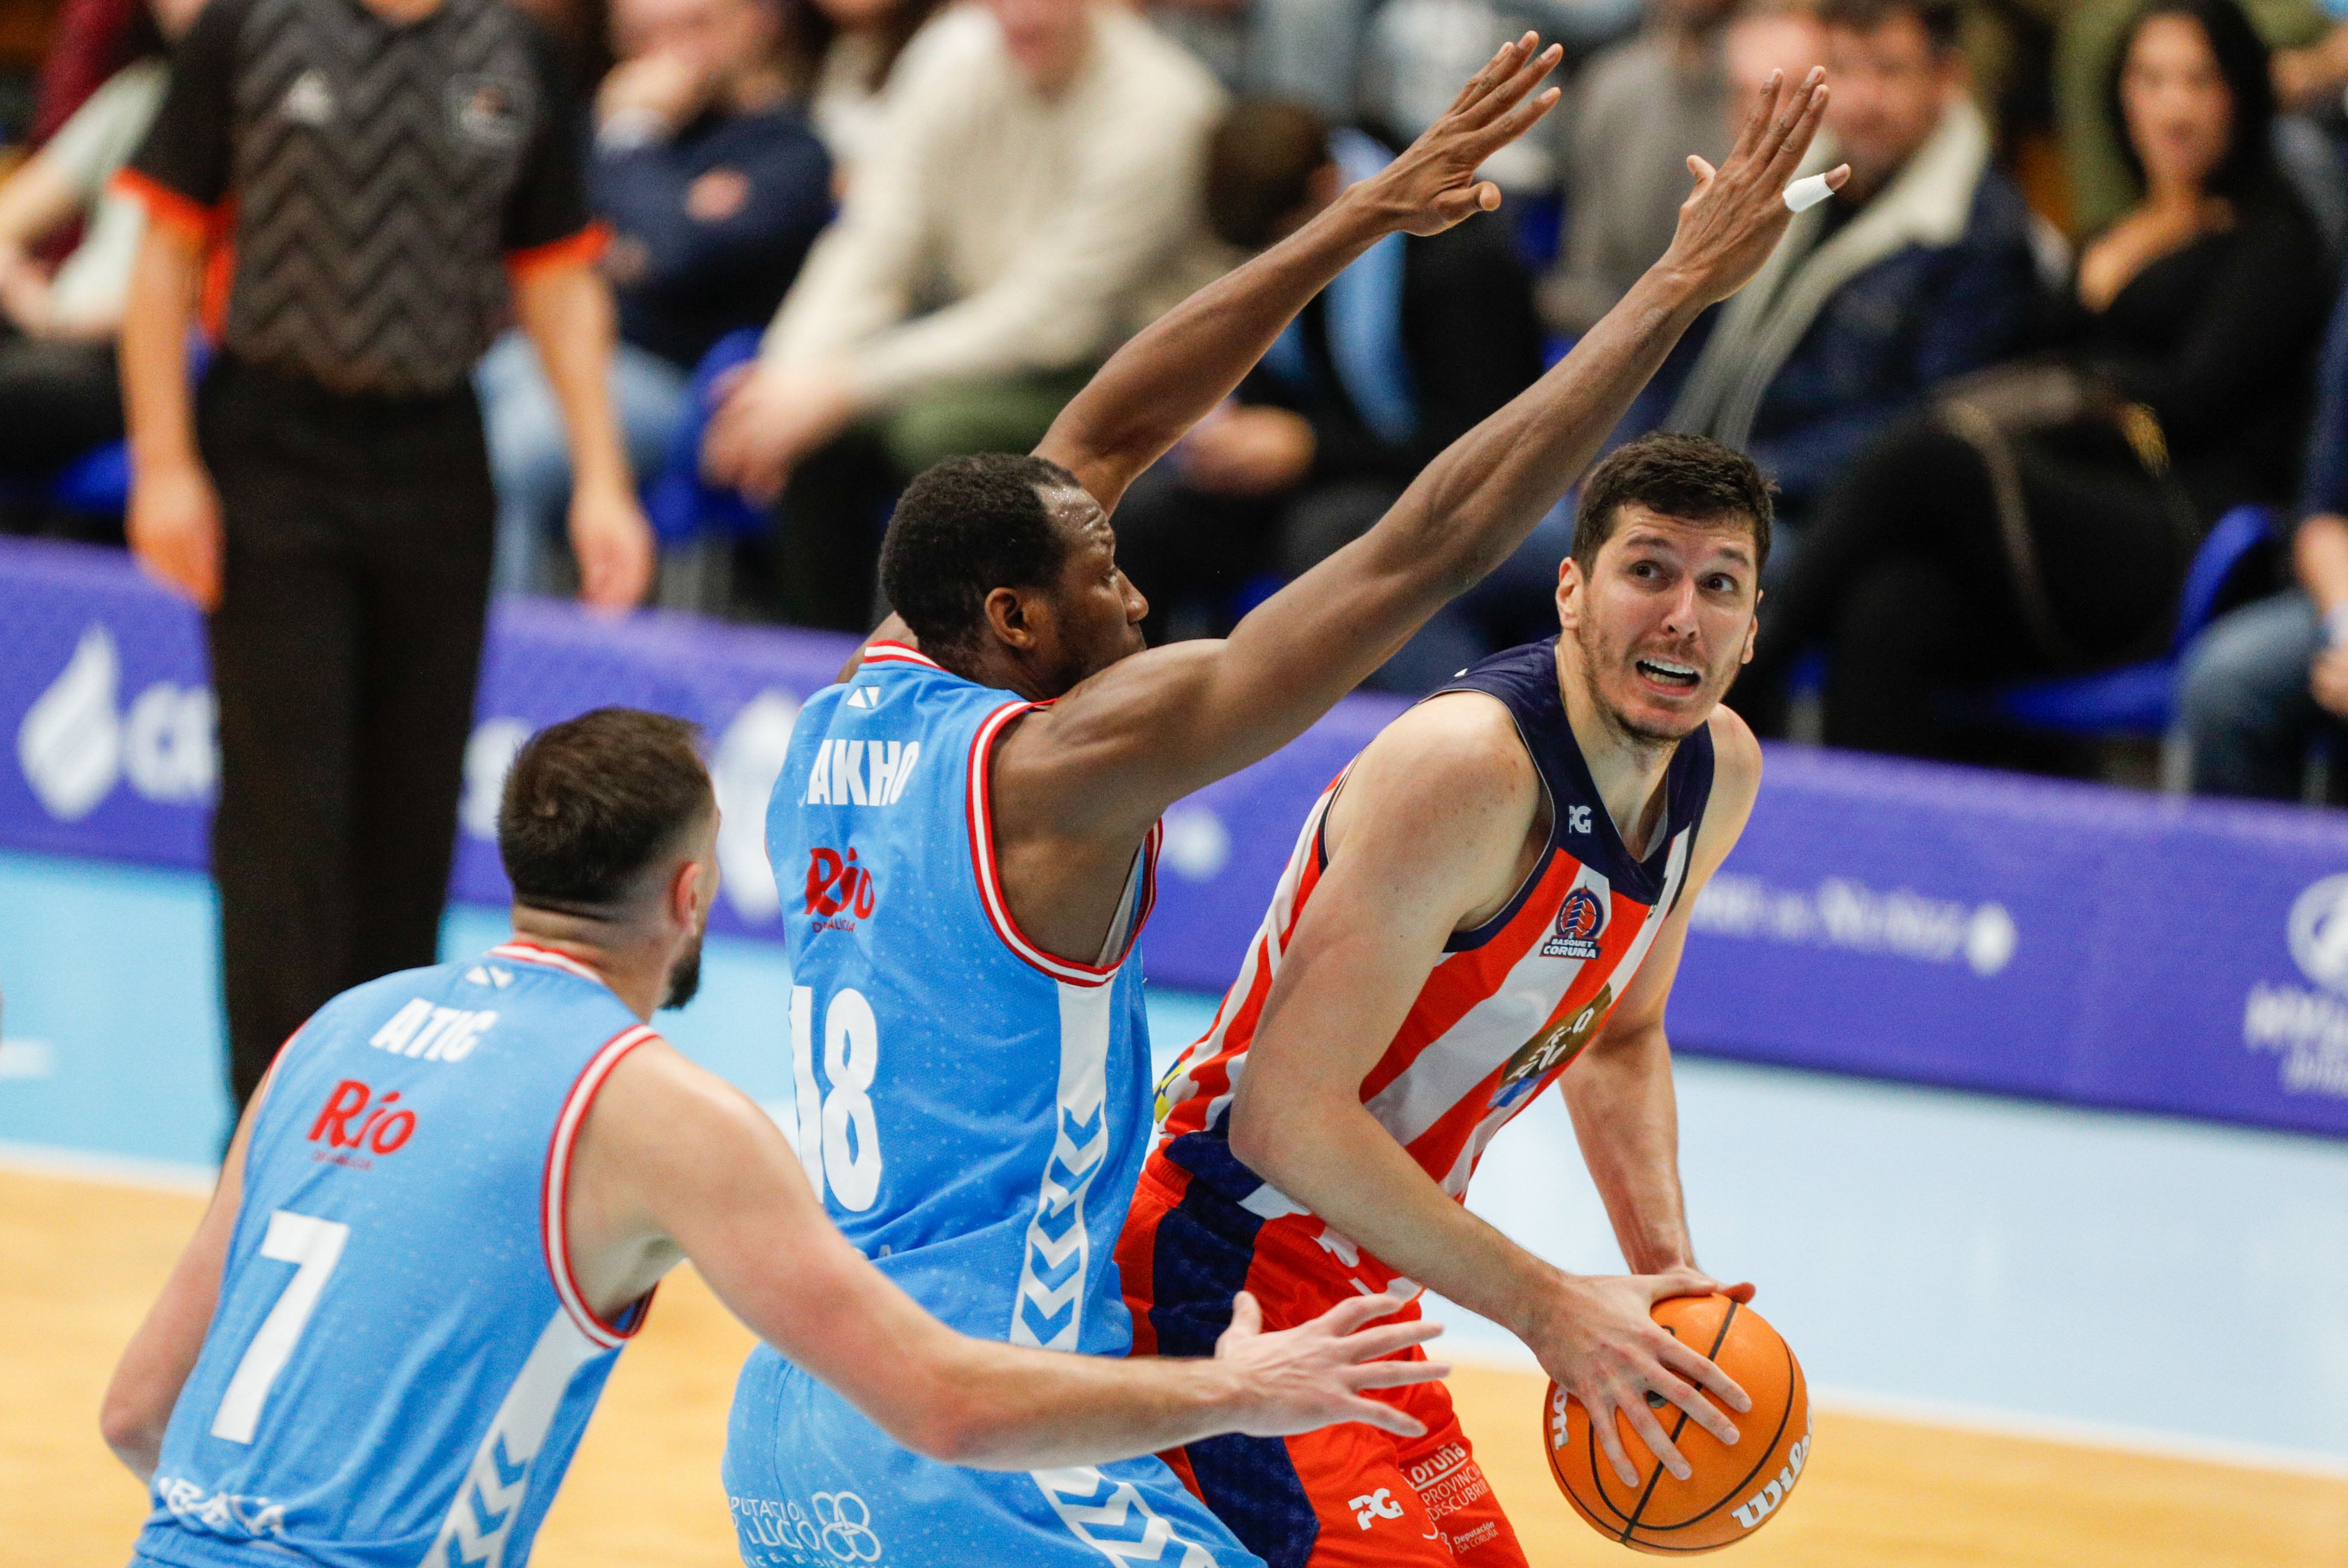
[
  {"left": 2243, "top": 873, "right": 2348, "bottom": 1099},
  {"left": 1540, "top": 887, "right": 1607, "bottom": 960}
]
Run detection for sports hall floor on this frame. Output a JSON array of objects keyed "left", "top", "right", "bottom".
[{"left": 7, "top": 845, "right": 2348, "bottom": 1567}]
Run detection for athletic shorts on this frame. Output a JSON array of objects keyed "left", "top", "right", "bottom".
[
  {"left": 1118, "top": 1165, "right": 1529, "bottom": 1568},
  {"left": 723, "top": 1341, "right": 1267, "bottom": 1568}
]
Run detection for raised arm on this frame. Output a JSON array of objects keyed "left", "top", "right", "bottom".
[
  {"left": 567, "top": 1041, "right": 1448, "bottom": 1470},
  {"left": 1021, "top": 70, "right": 1840, "bottom": 833},
  {"left": 1034, "top": 35, "right": 1565, "bottom": 514}
]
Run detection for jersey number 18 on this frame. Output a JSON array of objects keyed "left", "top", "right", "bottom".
[{"left": 789, "top": 986, "right": 882, "bottom": 1211}]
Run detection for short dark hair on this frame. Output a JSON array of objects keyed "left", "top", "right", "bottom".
[
  {"left": 880, "top": 452, "right": 1083, "bottom": 660},
  {"left": 498, "top": 708, "right": 712, "bottom": 913},
  {"left": 1205, "top": 100, "right": 1333, "bottom": 251},
  {"left": 1819, "top": 0, "right": 1964, "bottom": 55},
  {"left": 2106, "top": 0, "right": 2279, "bottom": 203},
  {"left": 1572, "top": 433, "right": 1774, "bottom": 574}
]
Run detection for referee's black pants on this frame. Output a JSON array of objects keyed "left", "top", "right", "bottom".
[{"left": 198, "top": 356, "right": 495, "bottom": 1110}]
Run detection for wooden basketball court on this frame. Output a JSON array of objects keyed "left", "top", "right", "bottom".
[{"left": 10, "top": 1167, "right": 2346, "bottom": 1568}]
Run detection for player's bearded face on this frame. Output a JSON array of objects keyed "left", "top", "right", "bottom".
[
  {"left": 1568, "top": 513, "right": 1759, "bottom": 745},
  {"left": 662, "top": 928, "right": 704, "bottom": 1010}
]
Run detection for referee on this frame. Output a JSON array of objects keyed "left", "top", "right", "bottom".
[{"left": 115, "top": 0, "right": 655, "bottom": 1111}]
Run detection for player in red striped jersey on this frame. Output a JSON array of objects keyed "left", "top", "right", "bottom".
[{"left": 1119, "top": 434, "right": 1781, "bottom": 1567}]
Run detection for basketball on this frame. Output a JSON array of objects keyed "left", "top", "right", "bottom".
[{"left": 1543, "top": 1295, "right": 1811, "bottom": 1554}]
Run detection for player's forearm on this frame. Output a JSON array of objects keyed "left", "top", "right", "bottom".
[
  {"left": 515, "top": 264, "right": 632, "bottom": 495},
  {"left": 121, "top": 227, "right": 205, "bottom": 471},
  {"left": 1561, "top": 1027, "right": 1695, "bottom": 1275},
  {"left": 1231, "top": 1093, "right": 1565, "bottom": 1342},
  {"left": 1038, "top": 191, "right": 1394, "bottom": 507},
  {"left": 918, "top": 1337, "right": 1265, "bottom": 1471}
]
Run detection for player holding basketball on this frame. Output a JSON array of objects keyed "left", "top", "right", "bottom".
[
  {"left": 1122, "top": 431, "right": 1778, "bottom": 1565},
  {"left": 726, "top": 40, "right": 1840, "bottom": 1568},
  {"left": 98, "top": 708, "right": 1448, "bottom": 1568}
]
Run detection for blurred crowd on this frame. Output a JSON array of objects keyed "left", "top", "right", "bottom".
[{"left": 4, "top": 0, "right": 2348, "bottom": 804}]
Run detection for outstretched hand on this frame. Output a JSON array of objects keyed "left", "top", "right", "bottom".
[
  {"left": 1214, "top": 1290, "right": 1449, "bottom": 1439},
  {"left": 1353, "top": 34, "right": 1564, "bottom": 238},
  {"left": 1663, "top": 66, "right": 1848, "bottom": 306}
]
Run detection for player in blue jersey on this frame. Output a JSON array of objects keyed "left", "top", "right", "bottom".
[
  {"left": 99, "top": 707, "right": 1448, "bottom": 1568},
  {"left": 731, "top": 40, "right": 1839, "bottom": 1568}
]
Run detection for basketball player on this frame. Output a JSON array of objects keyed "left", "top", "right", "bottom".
[
  {"left": 99, "top": 708, "right": 1449, "bottom": 1568},
  {"left": 726, "top": 40, "right": 1841, "bottom": 1568},
  {"left": 1122, "top": 434, "right": 1776, "bottom": 1567}
]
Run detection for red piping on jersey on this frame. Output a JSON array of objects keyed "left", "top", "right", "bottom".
[
  {"left": 111, "top": 167, "right": 218, "bottom": 238},
  {"left": 542, "top": 1024, "right": 660, "bottom": 1349},
  {"left": 491, "top": 940, "right": 610, "bottom": 988},
  {"left": 506, "top": 221, "right": 612, "bottom": 281},
  {"left": 857, "top": 641, "right": 941, "bottom": 670},
  {"left": 962, "top": 699, "right": 1158, "bottom": 987}
]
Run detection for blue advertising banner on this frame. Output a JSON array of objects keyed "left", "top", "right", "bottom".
[{"left": 5, "top": 536, "right": 2346, "bottom": 1137}]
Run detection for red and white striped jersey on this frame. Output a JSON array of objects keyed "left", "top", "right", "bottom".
[{"left": 1144, "top": 640, "right": 1714, "bottom": 1284}]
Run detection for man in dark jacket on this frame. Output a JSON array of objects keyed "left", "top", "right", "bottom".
[
  {"left": 1108, "top": 99, "right": 1546, "bottom": 687},
  {"left": 1659, "top": 0, "right": 2040, "bottom": 528}
]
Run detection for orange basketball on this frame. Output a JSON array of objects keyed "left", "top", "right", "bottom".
[{"left": 1542, "top": 1294, "right": 1811, "bottom": 1554}]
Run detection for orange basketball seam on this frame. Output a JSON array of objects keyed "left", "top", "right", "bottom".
[
  {"left": 1619, "top": 1300, "right": 1738, "bottom": 1542},
  {"left": 1633, "top": 1337, "right": 1801, "bottom": 1540}
]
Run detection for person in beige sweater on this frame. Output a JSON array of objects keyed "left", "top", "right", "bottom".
[{"left": 703, "top": 0, "right": 1225, "bottom": 628}]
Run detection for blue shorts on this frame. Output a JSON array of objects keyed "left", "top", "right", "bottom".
[{"left": 723, "top": 1342, "right": 1266, "bottom": 1568}]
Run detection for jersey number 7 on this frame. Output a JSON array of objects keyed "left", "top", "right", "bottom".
[{"left": 210, "top": 1209, "right": 350, "bottom": 1444}]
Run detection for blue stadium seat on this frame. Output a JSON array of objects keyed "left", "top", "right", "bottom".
[
  {"left": 645, "top": 328, "right": 769, "bottom": 547},
  {"left": 47, "top": 442, "right": 129, "bottom": 516},
  {"left": 1987, "top": 503, "right": 2278, "bottom": 735}
]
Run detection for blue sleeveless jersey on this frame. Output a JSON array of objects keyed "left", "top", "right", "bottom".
[
  {"left": 135, "top": 944, "right": 657, "bottom": 1568},
  {"left": 726, "top": 642, "right": 1255, "bottom": 1568}
]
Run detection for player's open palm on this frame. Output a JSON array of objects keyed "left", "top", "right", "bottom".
[
  {"left": 1213, "top": 1290, "right": 1449, "bottom": 1439},
  {"left": 1359, "top": 34, "right": 1564, "bottom": 238},
  {"left": 1532, "top": 1269, "right": 1753, "bottom": 1488},
  {"left": 1664, "top": 66, "right": 1848, "bottom": 306}
]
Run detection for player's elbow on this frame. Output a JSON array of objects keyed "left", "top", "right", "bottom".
[
  {"left": 886, "top": 1402, "right": 993, "bottom": 1467},
  {"left": 98, "top": 1382, "right": 166, "bottom": 1479},
  {"left": 1225, "top": 1095, "right": 1304, "bottom": 1187}
]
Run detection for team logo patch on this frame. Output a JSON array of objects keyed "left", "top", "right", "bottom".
[{"left": 1540, "top": 887, "right": 1607, "bottom": 960}]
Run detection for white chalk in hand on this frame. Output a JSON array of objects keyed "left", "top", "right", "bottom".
[{"left": 1782, "top": 173, "right": 1834, "bottom": 213}]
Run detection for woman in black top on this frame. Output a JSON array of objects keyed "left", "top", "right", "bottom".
[{"left": 1733, "top": 0, "right": 2331, "bottom": 761}]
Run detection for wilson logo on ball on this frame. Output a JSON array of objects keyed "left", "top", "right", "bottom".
[{"left": 1731, "top": 1423, "right": 1811, "bottom": 1529}]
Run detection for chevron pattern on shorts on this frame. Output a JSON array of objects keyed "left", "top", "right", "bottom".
[
  {"left": 220, "top": 0, "right": 543, "bottom": 394},
  {"left": 1031, "top": 1468, "right": 1222, "bottom": 1568}
]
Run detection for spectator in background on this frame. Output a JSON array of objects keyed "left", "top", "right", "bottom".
[
  {"left": 116, "top": 0, "right": 654, "bottom": 1110},
  {"left": 1540, "top": 0, "right": 1739, "bottom": 336},
  {"left": 480, "top": 0, "right": 834, "bottom": 595},
  {"left": 783, "top": 0, "right": 946, "bottom": 178},
  {"left": 1143, "top": 0, "right": 1389, "bottom": 123},
  {"left": 1111, "top": 99, "right": 1544, "bottom": 687},
  {"left": 701, "top": 0, "right": 1224, "bottom": 630},
  {"left": 0, "top": 0, "right": 196, "bottom": 532},
  {"left": 1662, "top": 0, "right": 2039, "bottom": 527},
  {"left": 2177, "top": 261, "right": 2348, "bottom": 800},
  {"left": 1737, "top": 0, "right": 2328, "bottom": 761},
  {"left": 2057, "top": 0, "right": 2348, "bottom": 235}
]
